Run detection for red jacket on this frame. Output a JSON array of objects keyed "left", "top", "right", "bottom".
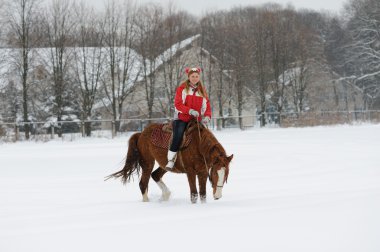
[{"left": 174, "top": 82, "right": 212, "bottom": 122}]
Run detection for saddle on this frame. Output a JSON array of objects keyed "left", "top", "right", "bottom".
[{"left": 151, "top": 120, "right": 198, "bottom": 150}]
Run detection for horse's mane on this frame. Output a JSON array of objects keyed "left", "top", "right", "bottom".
[
  {"left": 200, "top": 129, "right": 226, "bottom": 157},
  {"left": 186, "top": 119, "right": 226, "bottom": 159}
]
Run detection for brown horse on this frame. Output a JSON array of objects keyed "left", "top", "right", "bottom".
[{"left": 106, "top": 119, "right": 233, "bottom": 203}]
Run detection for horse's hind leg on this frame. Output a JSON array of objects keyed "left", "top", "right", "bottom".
[
  {"left": 151, "top": 167, "right": 171, "bottom": 201},
  {"left": 139, "top": 159, "right": 154, "bottom": 202}
]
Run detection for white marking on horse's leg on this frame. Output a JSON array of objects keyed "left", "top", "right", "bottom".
[
  {"left": 157, "top": 180, "right": 171, "bottom": 201},
  {"left": 214, "top": 167, "right": 225, "bottom": 200},
  {"left": 191, "top": 193, "right": 198, "bottom": 204},
  {"left": 142, "top": 190, "right": 149, "bottom": 202},
  {"left": 200, "top": 194, "right": 207, "bottom": 203}
]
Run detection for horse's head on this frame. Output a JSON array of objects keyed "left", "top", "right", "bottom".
[
  {"left": 209, "top": 153, "right": 233, "bottom": 200},
  {"left": 197, "top": 124, "right": 233, "bottom": 200}
]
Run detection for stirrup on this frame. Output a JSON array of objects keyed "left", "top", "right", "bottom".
[{"left": 165, "top": 150, "right": 177, "bottom": 171}]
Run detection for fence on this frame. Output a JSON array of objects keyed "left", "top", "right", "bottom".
[{"left": 1, "top": 110, "right": 380, "bottom": 142}]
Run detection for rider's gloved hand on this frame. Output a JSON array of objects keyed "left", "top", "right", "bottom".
[
  {"left": 202, "top": 116, "right": 210, "bottom": 125},
  {"left": 189, "top": 109, "right": 199, "bottom": 117}
]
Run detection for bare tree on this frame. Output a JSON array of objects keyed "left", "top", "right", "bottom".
[
  {"left": 3, "top": 0, "right": 41, "bottom": 139},
  {"left": 325, "top": 17, "right": 348, "bottom": 75},
  {"left": 101, "top": 0, "right": 140, "bottom": 133},
  {"left": 288, "top": 10, "right": 331, "bottom": 114},
  {"left": 200, "top": 11, "right": 231, "bottom": 129},
  {"left": 227, "top": 10, "right": 253, "bottom": 129},
  {"left": 158, "top": 4, "right": 197, "bottom": 117},
  {"left": 135, "top": 4, "right": 163, "bottom": 119},
  {"left": 344, "top": 0, "right": 380, "bottom": 109},
  {"left": 44, "top": 0, "right": 76, "bottom": 137},
  {"left": 267, "top": 7, "right": 296, "bottom": 122},
  {"left": 0, "top": 79, "right": 20, "bottom": 124},
  {"left": 0, "top": 0, "right": 8, "bottom": 44},
  {"left": 289, "top": 61, "right": 309, "bottom": 114},
  {"left": 72, "top": 1, "right": 105, "bottom": 136},
  {"left": 288, "top": 22, "right": 308, "bottom": 114},
  {"left": 250, "top": 8, "right": 271, "bottom": 126}
]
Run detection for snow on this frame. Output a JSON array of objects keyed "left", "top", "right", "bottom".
[
  {"left": 157, "top": 34, "right": 200, "bottom": 64},
  {"left": 1, "top": 124, "right": 380, "bottom": 252},
  {"left": 139, "top": 34, "right": 200, "bottom": 79},
  {"left": 279, "top": 66, "right": 302, "bottom": 86}
]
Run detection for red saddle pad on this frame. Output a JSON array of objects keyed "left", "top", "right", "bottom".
[{"left": 151, "top": 124, "right": 192, "bottom": 150}]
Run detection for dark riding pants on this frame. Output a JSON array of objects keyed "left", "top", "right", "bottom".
[{"left": 169, "top": 119, "right": 188, "bottom": 152}]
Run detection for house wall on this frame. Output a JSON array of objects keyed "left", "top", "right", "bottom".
[
  {"left": 307, "top": 64, "right": 364, "bottom": 112},
  {"left": 121, "top": 40, "right": 257, "bottom": 128}
]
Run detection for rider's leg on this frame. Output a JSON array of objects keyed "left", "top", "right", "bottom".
[{"left": 165, "top": 119, "right": 187, "bottom": 170}]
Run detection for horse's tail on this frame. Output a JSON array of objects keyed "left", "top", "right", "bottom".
[{"left": 105, "top": 133, "right": 141, "bottom": 184}]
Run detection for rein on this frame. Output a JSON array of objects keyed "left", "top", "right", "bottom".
[
  {"left": 196, "top": 119, "right": 211, "bottom": 180},
  {"left": 196, "top": 119, "right": 224, "bottom": 188}
]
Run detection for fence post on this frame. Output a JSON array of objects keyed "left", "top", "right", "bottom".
[
  {"left": 81, "top": 121, "right": 85, "bottom": 137},
  {"left": 111, "top": 121, "right": 116, "bottom": 138},
  {"left": 369, "top": 110, "right": 372, "bottom": 122},
  {"left": 217, "top": 118, "right": 222, "bottom": 131},
  {"left": 14, "top": 123, "right": 19, "bottom": 142},
  {"left": 51, "top": 124, "right": 54, "bottom": 139}
]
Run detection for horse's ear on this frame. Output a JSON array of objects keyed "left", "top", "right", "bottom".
[{"left": 228, "top": 154, "right": 233, "bottom": 162}]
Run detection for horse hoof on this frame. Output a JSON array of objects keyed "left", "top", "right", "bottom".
[
  {"left": 142, "top": 193, "right": 149, "bottom": 202},
  {"left": 191, "top": 193, "right": 198, "bottom": 204},
  {"left": 160, "top": 191, "right": 171, "bottom": 201},
  {"left": 200, "top": 195, "right": 207, "bottom": 203}
]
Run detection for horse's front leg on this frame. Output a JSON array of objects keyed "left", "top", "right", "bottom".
[
  {"left": 151, "top": 167, "right": 171, "bottom": 201},
  {"left": 198, "top": 172, "right": 208, "bottom": 203},
  {"left": 186, "top": 172, "right": 198, "bottom": 203}
]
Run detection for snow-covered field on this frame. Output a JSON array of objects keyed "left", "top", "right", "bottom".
[{"left": 1, "top": 124, "right": 380, "bottom": 252}]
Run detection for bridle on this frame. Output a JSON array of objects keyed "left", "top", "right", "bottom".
[
  {"left": 196, "top": 119, "right": 211, "bottom": 178},
  {"left": 196, "top": 119, "right": 226, "bottom": 188}
]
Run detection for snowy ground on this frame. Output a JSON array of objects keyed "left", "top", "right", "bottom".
[{"left": 1, "top": 124, "right": 380, "bottom": 252}]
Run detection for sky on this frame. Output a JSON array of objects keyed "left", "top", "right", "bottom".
[{"left": 86, "top": 0, "right": 348, "bottom": 14}]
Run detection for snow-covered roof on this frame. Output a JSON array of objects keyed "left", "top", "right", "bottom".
[
  {"left": 72, "top": 47, "right": 143, "bottom": 90},
  {"left": 278, "top": 67, "right": 303, "bottom": 86},
  {"left": 144, "top": 34, "right": 200, "bottom": 75},
  {"left": 0, "top": 34, "right": 200, "bottom": 86},
  {"left": 157, "top": 34, "right": 200, "bottom": 64},
  {"left": 0, "top": 46, "right": 144, "bottom": 88},
  {"left": 0, "top": 34, "right": 201, "bottom": 114}
]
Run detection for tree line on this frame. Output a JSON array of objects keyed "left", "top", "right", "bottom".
[{"left": 0, "top": 0, "right": 379, "bottom": 138}]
